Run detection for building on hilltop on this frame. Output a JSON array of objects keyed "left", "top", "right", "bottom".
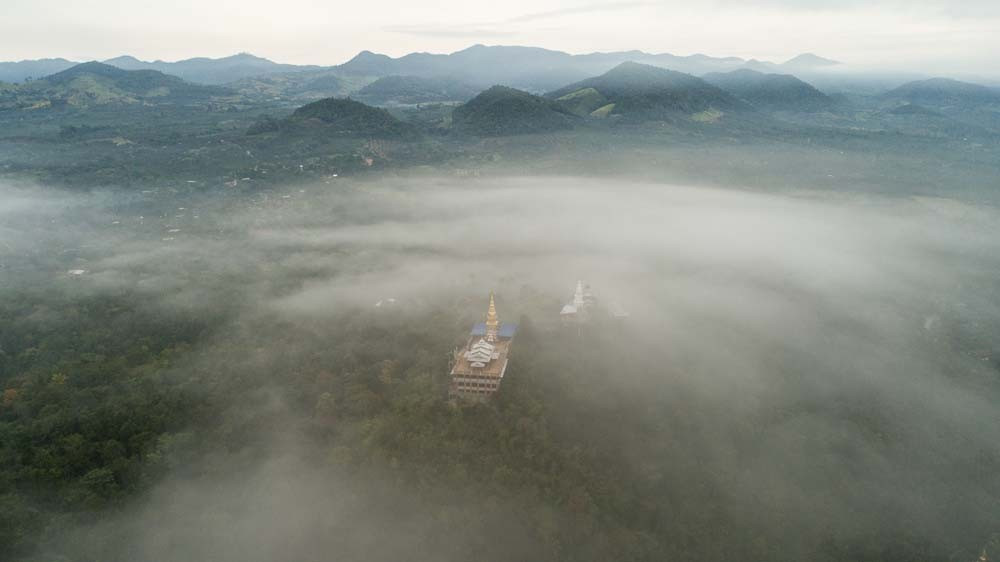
[
  {"left": 560, "top": 280, "right": 596, "bottom": 325},
  {"left": 560, "top": 280, "right": 630, "bottom": 325},
  {"left": 449, "top": 292, "right": 517, "bottom": 401}
]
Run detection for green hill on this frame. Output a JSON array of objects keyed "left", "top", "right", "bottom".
[
  {"left": 703, "top": 69, "right": 833, "bottom": 112},
  {"left": 230, "top": 70, "right": 369, "bottom": 102},
  {"left": 547, "top": 61, "right": 747, "bottom": 120},
  {"left": 355, "top": 75, "right": 479, "bottom": 106},
  {"left": 281, "top": 97, "right": 418, "bottom": 138},
  {"left": 451, "top": 85, "right": 580, "bottom": 136},
  {"left": 555, "top": 87, "right": 609, "bottom": 116},
  {"left": 882, "top": 78, "right": 1000, "bottom": 107},
  {"left": 0, "top": 62, "right": 230, "bottom": 110},
  {"left": 782, "top": 53, "right": 841, "bottom": 69}
]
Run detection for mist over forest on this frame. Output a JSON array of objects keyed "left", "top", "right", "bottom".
[
  {"left": 2, "top": 174, "right": 998, "bottom": 561},
  {"left": 2, "top": 19, "right": 1000, "bottom": 562}
]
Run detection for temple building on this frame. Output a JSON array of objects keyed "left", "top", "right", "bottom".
[
  {"left": 449, "top": 293, "right": 517, "bottom": 401},
  {"left": 560, "top": 280, "right": 596, "bottom": 324}
]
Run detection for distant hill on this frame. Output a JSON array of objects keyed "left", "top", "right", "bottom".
[
  {"left": 547, "top": 62, "right": 747, "bottom": 120},
  {"left": 703, "top": 69, "right": 833, "bottom": 112},
  {"left": 337, "top": 46, "right": 590, "bottom": 92},
  {"left": 337, "top": 51, "right": 397, "bottom": 76},
  {"left": 334, "top": 44, "right": 831, "bottom": 92},
  {"left": 102, "top": 53, "right": 322, "bottom": 85},
  {"left": 877, "top": 102, "right": 996, "bottom": 139},
  {"left": 882, "top": 78, "right": 1000, "bottom": 107},
  {"left": 3, "top": 46, "right": 845, "bottom": 91},
  {"left": 0, "top": 62, "right": 230, "bottom": 110},
  {"left": 451, "top": 85, "right": 580, "bottom": 136},
  {"left": 231, "top": 70, "right": 362, "bottom": 101},
  {"left": 783, "top": 53, "right": 841, "bottom": 69},
  {"left": 277, "top": 97, "right": 418, "bottom": 138},
  {"left": 0, "top": 58, "right": 78, "bottom": 83},
  {"left": 354, "top": 75, "right": 479, "bottom": 106}
]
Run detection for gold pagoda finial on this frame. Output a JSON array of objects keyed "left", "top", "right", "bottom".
[{"left": 485, "top": 292, "right": 499, "bottom": 341}]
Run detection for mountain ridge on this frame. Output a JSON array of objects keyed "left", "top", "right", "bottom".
[
  {"left": 547, "top": 62, "right": 748, "bottom": 119},
  {"left": 883, "top": 77, "right": 1000, "bottom": 105},
  {"left": 100, "top": 52, "right": 322, "bottom": 84},
  {"left": 0, "top": 61, "right": 231, "bottom": 110},
  {"left": 451, "top": 85, "right": 580, "bottom": 136},
  {"left": 703, "top": 68, "right": 833, "bottom": 112}
]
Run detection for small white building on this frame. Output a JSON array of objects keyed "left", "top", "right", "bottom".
[{"left": 561, "top": 280, "right": 595, "bottom": 324}]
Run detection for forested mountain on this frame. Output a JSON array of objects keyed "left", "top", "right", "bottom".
[
  {"left": 553, "top": 87, "right": 610, "bottom": 117},
  {"left": 333, "top": 45, "right": 841, "bottom": 92},
  {"left": 354, "top": 75, "right": 479, "bottom": 105},
  {"left": 0, "top": 62, "right": 231, "bottom": 110},
  {"left": 336, "top": 46, "right": 594, "bottom": 91},
  {"left": 260, "top": 97, "right": 419, "bottom": 138},
  {"left": 102, "top": 53, "right": 322, "bottom": 85},
  {"left": 876, "top": 78, "right": 1000, "bottom": 133},
  {"left": 703, "top": 69, "right": 833, "bottom": 112},
  {"left": 230, "top": 70, "right": 359, "bottom": 101},
  {"left": 547, "top": 62, "right": 747, "bottom": 120},
  {"left": 1, "top": 47, "right": 848, "bottom": 92},
  {"left": 882, "top": 78, "right": 1000, "bottom": 107},
  {"left": 451, "top": 85, "right": 580, "bottom": 135},
  {"left": 0, "top": 58, "right": 77, "bottom": 83},
  {"left": 782, "top": 53, "right": 841, "bottom": 70}
]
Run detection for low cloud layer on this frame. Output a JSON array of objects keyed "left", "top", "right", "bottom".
[{"left": 3, "top": 176, "right": 999, "bottom": 560}]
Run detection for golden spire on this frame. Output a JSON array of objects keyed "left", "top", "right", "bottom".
[{"left": 485, "top": 292, "right": 499, "bottom": 341}]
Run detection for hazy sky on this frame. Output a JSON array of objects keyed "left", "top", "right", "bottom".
[{"left": 3, "top": 0, "right": 999, "bottom": 74}]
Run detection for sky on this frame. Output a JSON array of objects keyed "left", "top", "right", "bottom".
[{"left": 2, "top": 0, "right": 999, "bottom": 75}]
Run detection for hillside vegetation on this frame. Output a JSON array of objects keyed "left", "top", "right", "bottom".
[
  {"left": 451, "top": 86, "right": 580, "bottom": 136},
  {"left": 555, "top": 87, "right": 610, "bottom": 117},
  {"left": 883, "top": 78, "right": 1000, "bottom": 106},
  {"left": 275, "top": 97, "right": 419, "bottom": 139},
  {"left": 704, "top": 69, "right": 833, "bottom": 112},
  {"left": 355, "top": 75, "right": 478, "bottom": 105},
  {"left": 547, "top": 62, "right": 747, "bottom": 120},
  {"left": 0, "top": 62, "right": 230, "bottom": 110}
]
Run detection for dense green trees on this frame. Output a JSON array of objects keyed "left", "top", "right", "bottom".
[
  {"left": 2, "top": 280, "right": 994, "bottom": 560},
  {"left": 451, "top": 86, "right": 580, "bottom": 136},
  {"left": 0, "top": 289, "right": 214, "bottom": 557}
]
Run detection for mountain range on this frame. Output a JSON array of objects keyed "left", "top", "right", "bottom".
[
  {"left": 548, "top": 62, "right": 747, "bottom": 120},
  {"left": 354, "top": 75, "right": 479, "bottom": 106},
  {"left": 0, "top": 62, "right": 230, "bottom": 110},
  {"left": 101, "top": 52, "right": 321, "bottom": 85},
  {"left": 703, "top": 69, "right": 834, "bottom": 112},
  {"left": 0, "top": 58, "right": 77, "bottom": 83},
  {"left": 0, "top": 46, "right": 840, "bottom": 89},
  {"left": 332, "top": 45, "right": 841, "bottom": 91},
  {"left": 882, "top": 77, "right": 1000, "bottom": 106},
  {"left": 452, "top": 85, "right": 580, "bottom": 136}
]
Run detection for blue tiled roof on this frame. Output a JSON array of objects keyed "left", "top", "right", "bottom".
[{"left": 470, "top": 323, "right": 518, "bottom": 338}]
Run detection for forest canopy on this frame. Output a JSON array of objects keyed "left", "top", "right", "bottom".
[{"left": 1, "top": 177, "right": 998, "bottom": 561}]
